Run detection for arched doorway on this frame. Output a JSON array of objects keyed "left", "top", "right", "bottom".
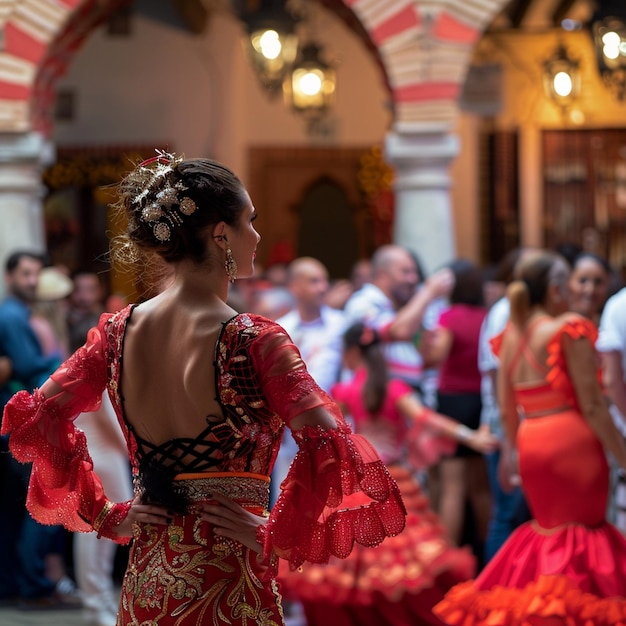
[{"left": 0, "top": 0, "right": 510, "bottom": 273}]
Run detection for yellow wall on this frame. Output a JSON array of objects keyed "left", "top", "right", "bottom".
[{"left": 450, "top": 28, "right": 626, "bottom": 259}]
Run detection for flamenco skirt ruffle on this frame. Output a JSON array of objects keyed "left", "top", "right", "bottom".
[
  {"left": 278, "top": 465, "right": 475, "bottom": 626},
  {"left": 434, "top": 521, "right": 626, "bottom": 626}
]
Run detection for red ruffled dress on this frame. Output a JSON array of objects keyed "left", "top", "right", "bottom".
[
  {"left": 279, "top": 368, "right": 475, "bottom": 626},
  {"left": 434, "top": 318, "right": 626, "bottom": 626},
  {"left": 2, "top": 308, "right": 406, "bottom": 626}
]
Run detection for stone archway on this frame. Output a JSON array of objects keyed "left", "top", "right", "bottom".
[
  {"left": 0, "top": 0, "right": 509, "bottom": 269},
  {"left": 324, "top": 0, "right": 506, "bottom": 126}
]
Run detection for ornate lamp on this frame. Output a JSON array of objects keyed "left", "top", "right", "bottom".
[
  {"left": 233, "top": 0, "right": 299, "bottom": 98},
  {"left": 542, "top": 43, "right": 581, "bottom": 110},
  {"left": 590, "top": 1, "right": 626, "bottom": 100},
  {"left": 284, "top": 41, "right": 336, "bottom": 118}
]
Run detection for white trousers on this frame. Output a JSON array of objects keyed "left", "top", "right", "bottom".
[{"left": 74, "top": 394, "right": 133, "bottom": 610}]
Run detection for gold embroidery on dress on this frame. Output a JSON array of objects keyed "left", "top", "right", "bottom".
[{"left": 121, "top": 521, "right": 284, "bottom": 625}]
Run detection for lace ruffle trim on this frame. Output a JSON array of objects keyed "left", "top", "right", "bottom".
[
  {"left": 262, "top": 425, "right": 406, "bottom": 577},
  {"left": 2, "top": 389, "right": 130, "bottom": 544},
  {"left": 3, "top": 389, "right": 79, "bottom": 460}
]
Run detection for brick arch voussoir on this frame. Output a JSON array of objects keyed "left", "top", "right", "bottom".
[
  {"left": 0, "top": 0, "right": 127, "bottom": 133},
  {"left": 0, "top": 0, "right": 511, "bottom": 133},
  {"left": 342, "top": 0, "right": 511, "bottom": 123}
]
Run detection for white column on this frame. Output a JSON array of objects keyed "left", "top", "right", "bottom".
[
  {"left": 385, "top": 122, "right": 458, "bottom": 275},
  {"left": 0, "top": 132, "right": 53, "bottom": 268}
]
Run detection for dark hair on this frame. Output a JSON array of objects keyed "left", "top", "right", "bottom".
[
  {"left": 449, "top": 259, "right": 484, "bottom": 306},
  {"left": 493, "top": 248, "right": 525, "bottom": 285},
  {"left": 571, "top": 252, "right": 611, "bottom": 276},
  {"left": 343, "top": 322, "right": 388, "bottom": 415},
  {"left": 5, "top": 250, "right": 46, "bottom": 273},
  {"left": 111, "top": 156, "right": 247, "bottom": 267},
  {"left": 407, "top": 249, "right": 426, "bottom": 282},
  {"left": 554, "top": 242, "right": 582, "bottom": 268},
  {"left": 507, "top": 250, "right": 563, "bottom": 327}
]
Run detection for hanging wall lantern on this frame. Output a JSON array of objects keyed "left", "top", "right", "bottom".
[
  {"left": 284, "top": 42, "right": 336, "bottom": 117},
  {"left": 542, "top": 43, "right": 581, "bottom": 110},
  {"left": 590, "top": 5, "right": 626, "bottom": 101},
  {"left": 234, "top": 0, "right": 299, "bottom": 98}
]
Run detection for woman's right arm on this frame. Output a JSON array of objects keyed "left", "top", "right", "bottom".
[
  {"left": 564, "top": 332, "right": 626, "bottom": 470},
  {"left": 495, "top": 336, "right": 522, "bottom": 448},
  {"left": 494, "top": 333, "right": 524, "bottom": 491},
  {"left": 1, "top": 315, "right": 141, "bottom": 542}
]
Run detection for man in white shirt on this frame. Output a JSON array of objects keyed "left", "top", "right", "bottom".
[
  {"left": 272, "top": 257, "right": 347, "bottom": 504},
  {"left": 343, "top": 244, "right": 453, "bottom": 392},
  {"left": 597, "top": 287, "right": 626, "bottom": 532},
  {"left": 277, "top": 257, "right": 346, "bottom": 392}
]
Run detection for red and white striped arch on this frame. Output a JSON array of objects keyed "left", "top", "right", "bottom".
[
  {"left": 0, "top": 0, "right": 508, "bottom": 134},
  {"left": 342, "top": 0, "right": 508, "bottom": 124},
  {"left": 0, "top": 0, "right": 127, "bottom": 133}
]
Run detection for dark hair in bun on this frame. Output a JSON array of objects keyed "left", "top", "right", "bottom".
[{"left": 110, "top": 153, "right": 246, "bottom": 267}]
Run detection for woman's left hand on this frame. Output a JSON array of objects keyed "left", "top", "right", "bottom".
[{"left": 197, "top": 492, "right": 267, "bottom": 553}]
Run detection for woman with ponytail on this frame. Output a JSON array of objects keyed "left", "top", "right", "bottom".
[
  {"left": 434, "top": 250, "right": 626, "bottom": 625},
  {"left": 280, "top": 322, "right": 497, "bottom": 626}
]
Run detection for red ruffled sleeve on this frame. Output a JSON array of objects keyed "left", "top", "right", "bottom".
[
  {"left": 250, "top": 321, "right": 406, "bottom": 572},
  {"left": 545, "top": 317, "right": 601, "bottom": 404},
  {"left": 1, "top": 314, "right": 132, "bottom": 543}
]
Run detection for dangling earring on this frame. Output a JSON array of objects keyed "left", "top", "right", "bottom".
[{"left": 225, "top": 244, "right": 238, "bottom": 283}]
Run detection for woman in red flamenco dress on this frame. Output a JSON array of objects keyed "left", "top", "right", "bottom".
[
  {"left": 1, "top": 154, "right": 407, "bottom": 626},
  {"left": 434, "top": 250, "right": 626, "bottom": 626},
  {"left": 279, "top": 322, "right": 498, "bottom": 626}
]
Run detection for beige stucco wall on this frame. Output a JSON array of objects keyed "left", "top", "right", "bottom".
[{"left": 52, "top": 4, "right": 392, "bottom": 186}]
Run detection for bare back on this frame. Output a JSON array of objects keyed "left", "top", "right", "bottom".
[
  {"left": 501, "top": 314, "right": 575, "bottom": 385},
  {"left": 120, "top": 291, "right": 238, "bottom": 447}
]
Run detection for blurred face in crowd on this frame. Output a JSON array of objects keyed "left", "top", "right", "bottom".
[
  {"left": 384, "top": 250, "right": 420, "bottom": 307},
  {"left": 6, "top": 256, "right": 43, "bottom": 303},
  {"left": 567, "top": 256, "right": 609, "bottom": 320},
  {"left": 289, "top": 258, "right": 329, "bottom": 312},
  {"left": 351, "top": 260, "right": 372, "bottom": 291},
  {"left": 548, "top": 256, "right": 572, "bottom": 316},
  {"left": 71, "top": 273, "right": 104, "bottom": 312}
]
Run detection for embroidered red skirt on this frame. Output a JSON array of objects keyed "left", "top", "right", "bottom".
[{"left": 117, "top": 472, "right": 286, "bottom": 626}]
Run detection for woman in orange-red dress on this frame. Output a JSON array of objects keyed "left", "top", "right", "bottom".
[
  {"left": 1, "top": 153, "right": 406, "bottom": 626},
  {"left": 280, "top": 322, "right": 498, "bottom": 626},
  {"left": 434, "top": 250, "right": 626, "bottom": 626}
]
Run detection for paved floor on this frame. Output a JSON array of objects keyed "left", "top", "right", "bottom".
[
  {"left": 0, "top": 606, "right": 89, "bottom": 626},
  {"left": 0, "top": 605, "right": 307, "bottom": 625}
]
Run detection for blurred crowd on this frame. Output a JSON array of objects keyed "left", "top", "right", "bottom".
[{"left": 0, "top": 240, "right": 624, "bottom": 625}]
